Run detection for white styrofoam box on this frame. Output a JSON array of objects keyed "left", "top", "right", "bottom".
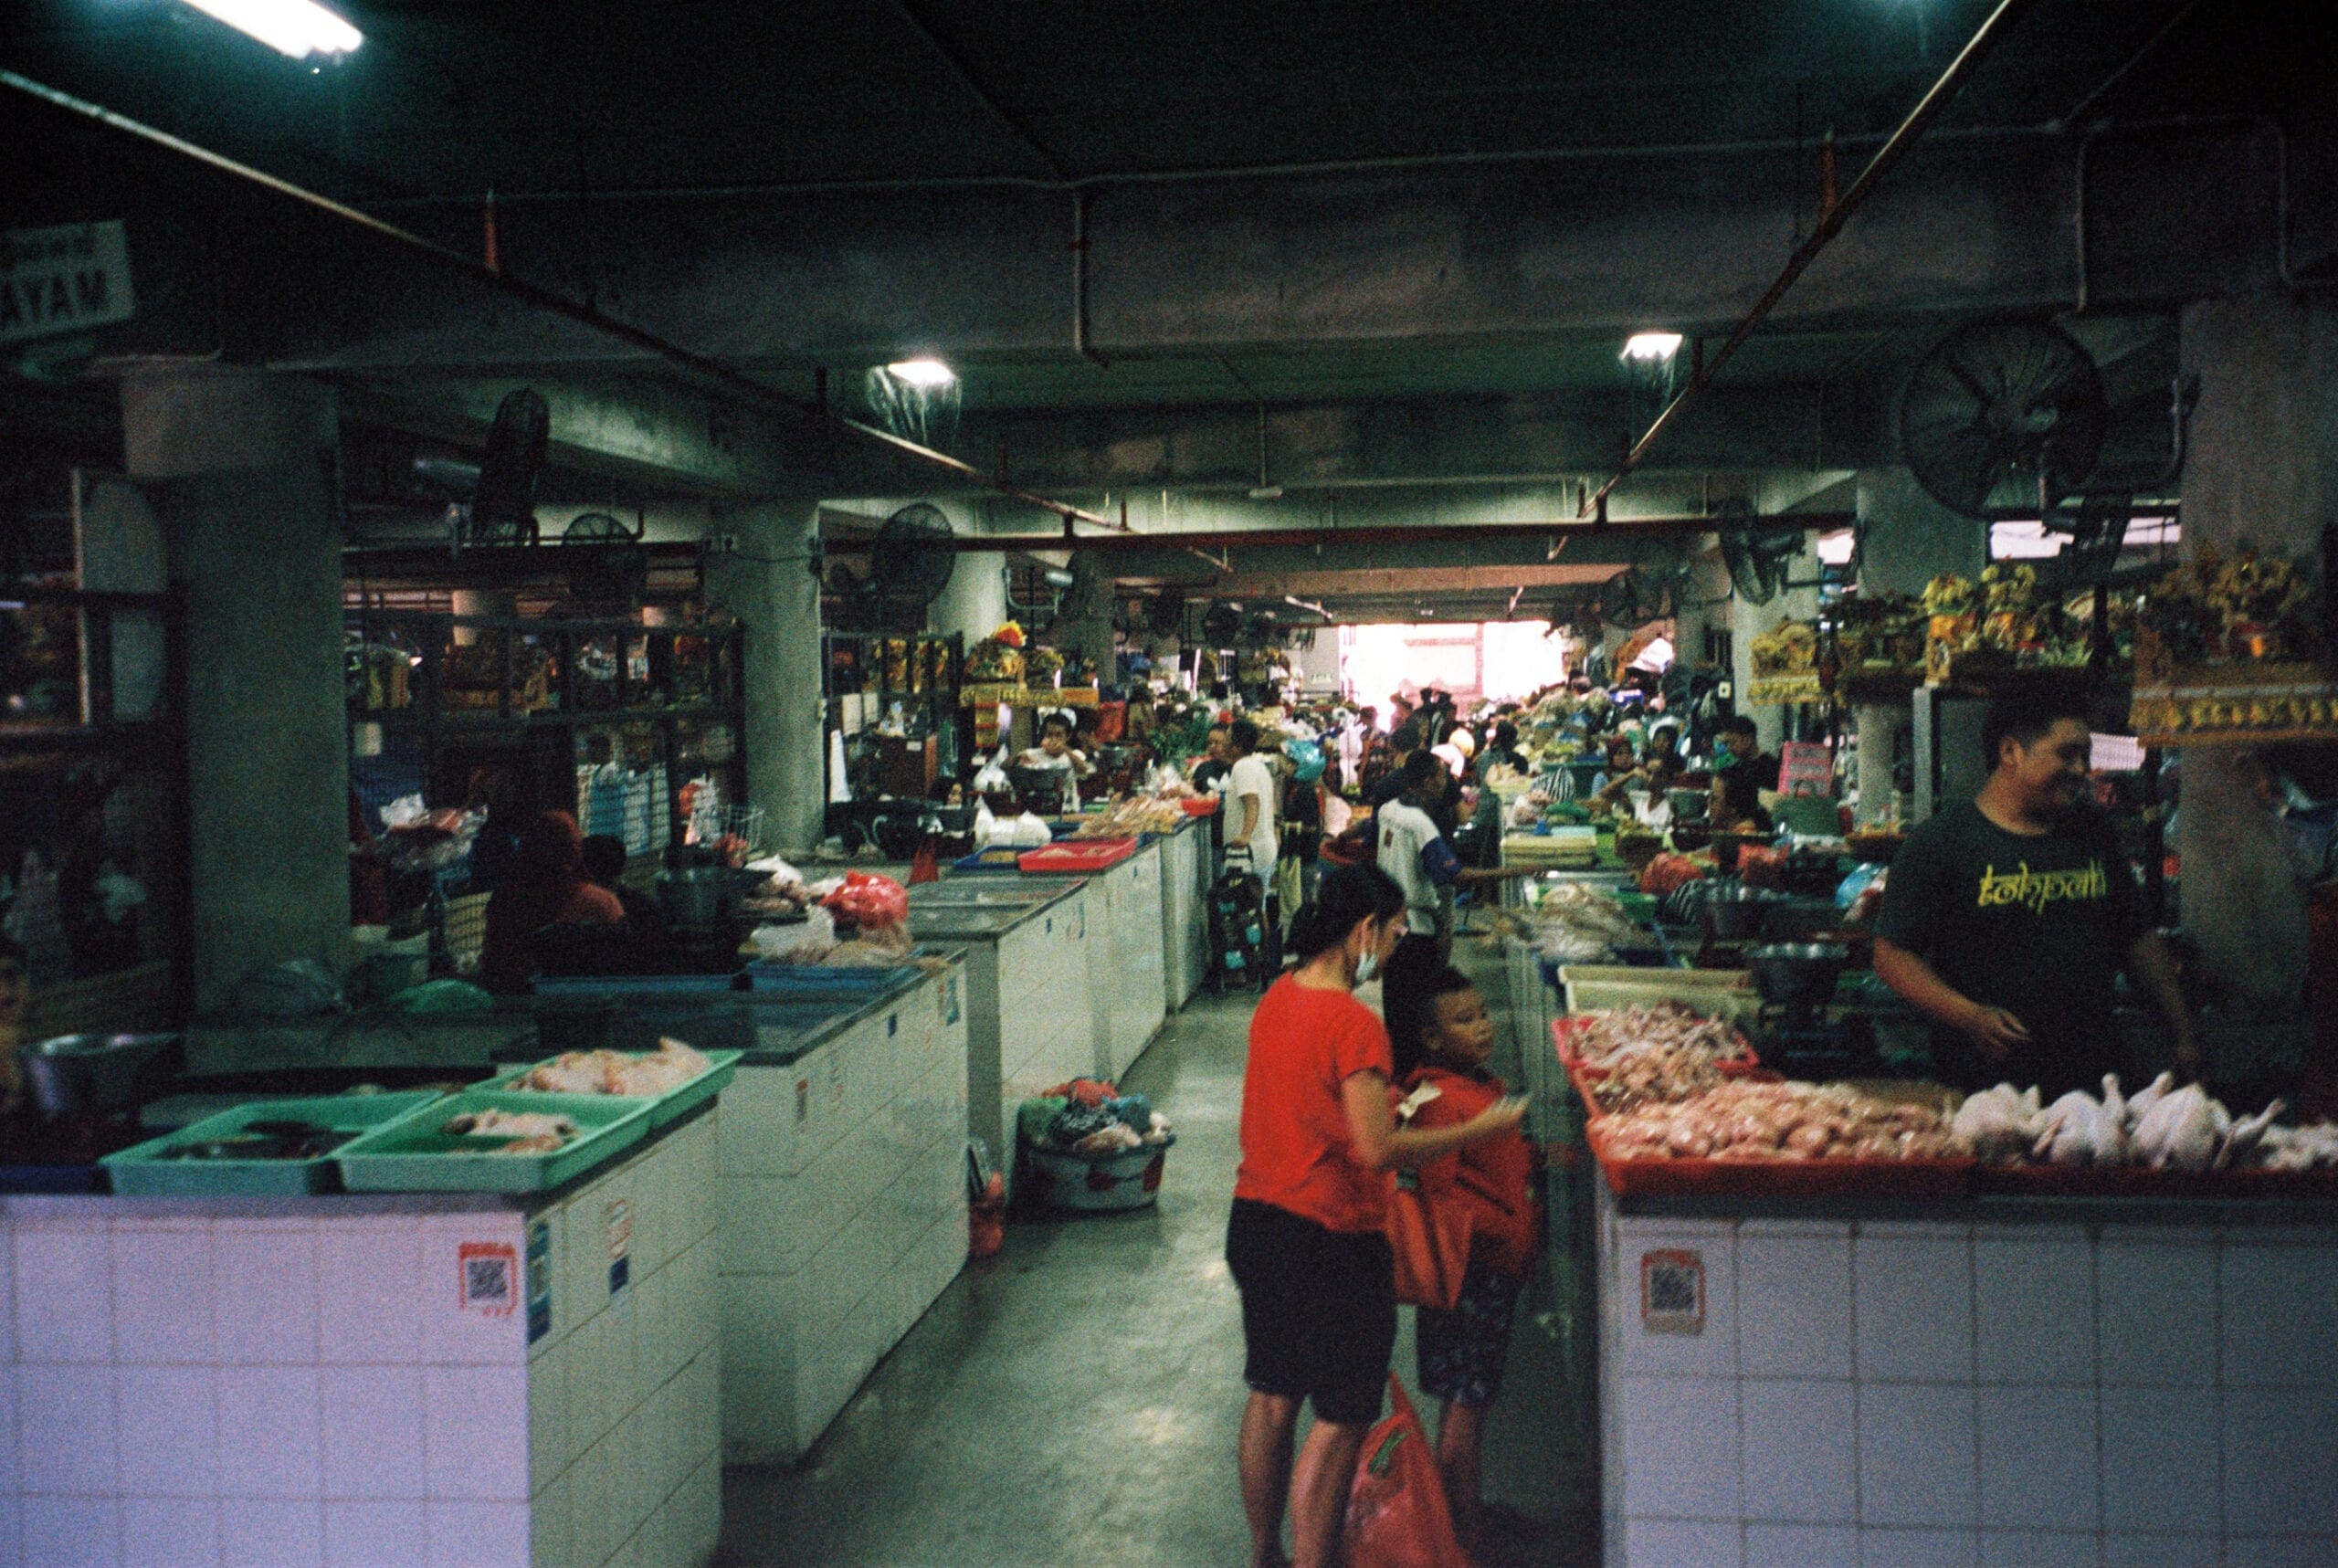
[
  {"left": 214, "top": 1216, "right": 319, "bottom": 1364},
  {"left": 21, "top": 1495, "right": 118, "bottom": 1568},
  {"left": 20, "top": 1361, "right": 117, "bottom": 1494},
  {"left": 2102, "top": 1532, "right": 2218, "bottom": 1567},
  {"left": 319, "top": 1215, "right": 425, "bottom": 1365},
  {"left": 1612, "top": 1221, "right": 1736, "bottom": 1378},
  {"left": 322, "top": 1499, "right": 427, "bottom": 1567},
  {"left": 1853, "top": 1232, "right": 1975, "bottom": 1384},
  {"left": 1743, "top": 1523, "right": 1857, "bottom": 1568},
  {"left": 2225, "top": 1534, "right": 2338, "bottom": 1567},
  {"left": 319, "top": 1364, "right": 426, "bottom": 1501},
  {"left": 1856, "top": 1383, "right": 1977, "bottom": 1528},
  {"left": 1971, "top": 1228, "right": 2093, "bottom": 1386},
  {"left": 217, "top": 1363, "right": 322, "bottom": 1500},
  {"left": 1734, "top": 1227, "right": 1852, "bottom": 1380},
  {"left": 122, "top": 1493, "right": 219, "bottom": 1567},
  {"left": 2218, "top": 1233, "right": 2338, "bottom": 1391},
  {"left": 527, "top": 1466, "right": 570, "bottom": 1568},
  {"left": 2097, "top": 1384, "right": 2220, "bottom": 1533},
  {"left": 220, "top": 1497, "right": 323, "bottom": 1567},
  {"left": 718, "top": 1061, "right": 797, "bottom": 1178},
  {"left": 2097, "top": 1230, "right": 2217, "bottom": 1387},
  {"left": 2222, "top": 1385, "right": 2338, "bottom": 1535},
  {"left": 419, "top": 1212, "right": 529, "bottom": 1367},
  {"left": 526, "top": 1333, "right": 568, "bottom": 1497},
  {"left": 1617, "top": 1373, "right": 1739, "bottom": 1521},
  {"left": 1856, "top": 1527, "right": 1981, "bottom": 1567},
  {"left": 111, "top": 1217, "right": 216, "bottom": 1365},
  {"left": 1619, "top": 1517, "right": 1743, "bottom": 1568},
  {"left": 13, "top": 1219, "right": 113, "bottom": 1363},
  {"left": 1973, "top": 1384, "right": 2098, "bottom": 1531},
  {"left": 425, "top": 1500, "right": 531, "bottom": 1567},
  {"left": 422, "top": 1363, "right": 532, "bottom": 1503},
  {"left": 1738, "top": 1378, "right": 1855, "bottom": 1524},
  {"left": 1977, "top": 1531, "right": 2098, "bottom": 1568},
  {"left": 118, "top": 1363, "right": 219, "bottom": 1497}
]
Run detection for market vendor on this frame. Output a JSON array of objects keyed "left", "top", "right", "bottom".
[
  {"left": 1873, "top": 694, "right": 2199, "bottom": 1096},
  {"left": 479, "top": 810, "right": 625, "bottom": 988},
  {"left": 1378, "top": 752, "right": 1535, "bottom": 973},
  {"left": 1710, "top": 713, "right": 1775, "bottom": 789},
  {"left": 1015, "top": 710, "right": 1097, "bottom": 812}
]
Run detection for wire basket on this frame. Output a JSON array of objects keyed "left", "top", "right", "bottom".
[
  {"left": 442, "top": 892, "right": 491, "bottom": 974},
  {"left": 692, "top": 801, "right": 766, "bottom": 862}
]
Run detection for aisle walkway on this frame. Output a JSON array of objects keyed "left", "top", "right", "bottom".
[{"left": 717, "top": 940, "right": 1594, "bottom": 1567}]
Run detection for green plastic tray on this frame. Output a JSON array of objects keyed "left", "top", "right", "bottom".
[
  {"left": 334, "top": 1089, "right": 654, "bottom": 1194},
  {"left": 477, "top": 1048, "right": 741, "bottom": 1128},
  {"left": 103, "top": 1092, "right": 444, "bottom": 1197}
]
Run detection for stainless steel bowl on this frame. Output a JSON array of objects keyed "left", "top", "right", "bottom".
[
  {"left": 657, "top": 866, "right": 731, "bottom": 926},
  {"left": 16, "top": 1033, "right": 183, "bottom": 1121},
  {"left": 1744, "top": 942, "right": 1849, "bottom": 1010}
]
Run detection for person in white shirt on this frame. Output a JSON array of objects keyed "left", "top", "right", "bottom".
[
  {"left": 1375, "top": 752, "right": 1534, "bottom": 994},
  {"left": 1225, "top": 719, "right": 1280, "bottom": 875},
  {"left": 1015, "top": 710, "right": 1096, "bottom": 813}
]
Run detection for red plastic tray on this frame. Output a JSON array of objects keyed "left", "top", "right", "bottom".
[
  {"left": 1178, "top": 797, "right": 1219, "bottom": 816},
  {"left": 1586, "top": 1123, "right": 1975, "bottom": 1198},
  {"left": 1017, "top": 837, "right": 1137, "bottom": 874},
  {"left": 1972, "top": 1161, "right": 2338, "bottom": 1199}
]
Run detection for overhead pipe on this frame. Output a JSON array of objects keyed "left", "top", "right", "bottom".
[
  {"left": 903, "top": 511, "right": 1851, "bottom": 553},
  {"left": 1071, "top": 191, "right": 1110, "bottom": 369},
  {"left": 1578, "top": 0, "right": 2044, "bottom": 519},
  {"left": 0, "top": 69, "right": 1133, "bottom": 536}
]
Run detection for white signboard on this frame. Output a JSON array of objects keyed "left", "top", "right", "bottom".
[{"left": 1, "top": 222, "right": 135, "bottom": 345}]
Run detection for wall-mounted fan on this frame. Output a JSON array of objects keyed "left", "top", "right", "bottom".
[
  {"left": 833, "top": 501, "right": 958, "bottom": 630},
  {"left": 1717, "top": 525, "right": 1806, "bottom": 606},
  {"left": 560, "top": 510, "right": 648, "bottom": 605},
  {"left": 1899, "top": 321, "right": 2107, "bottom": 518},
  {"left": 465, "top": 388, "right": 549, "bottom": 545}
]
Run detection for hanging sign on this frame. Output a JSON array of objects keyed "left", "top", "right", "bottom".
[{"left": 1, "top": 222, "right": 135, "bottom": 345}]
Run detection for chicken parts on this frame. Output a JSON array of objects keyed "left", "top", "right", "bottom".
[
  {"left": 515, "top": 1037, "right": 715, "bottom": 1098},
  {"left": 1954, "top": 1072, "right": 2337, "bottom": 1174},
  {"left": 1596, "top": 1079, "right": 1958, "bottom": 1163}
]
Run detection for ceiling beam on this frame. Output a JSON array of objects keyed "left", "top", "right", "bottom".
[{"left": 1201, "top": 563, "right": 1626, "bottom": 599}]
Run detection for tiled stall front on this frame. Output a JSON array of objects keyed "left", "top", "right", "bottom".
[
  {"left": 1596, "top": 1188, "right": 2338, "bottom": 1568},
  {"left": 718, "top": 968, "right": 970, "bottom": 1463},
  {"left": 0, "top": 1112, "right": 721, "bottom": 1568},
  {"left": 1101, "top": 846, "right": 1168, "bottom": 1079}
]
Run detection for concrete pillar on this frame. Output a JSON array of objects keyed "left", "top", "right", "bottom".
[
  {"left": 928, "top": 551, "right": 1007, "bottom": 646},
  {"left": 1854, "top": 469, "right": 1985, "bottom": 596},
  {"left": 1851, "top": 471, "right": 1983, "bottom": 824},
  {"left": 2173, "top": 294, "right": 2338, "bottom": 1012},
  {"left": 121, "top": 365, "right": 350, "bottom": 1012},
  {"left": 1058, "top": 552, "right": 1119, "bottom": 685},
  {"left": 705, "top": 503, "right": 827, "bottom": 854}
]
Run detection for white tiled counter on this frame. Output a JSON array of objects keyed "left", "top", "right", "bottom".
[
  {"left": 1593, "top": 1176, "right": 2338, "bottom": 1568},
  {"left": 1158, "top": 817, "right": 1212, "bottom": 1010},
  {"left": 715, "top": 963, "right": 969, "bottom": 1464},
  {"left": 905, "top": 887, "right": 1093, "bottom": 1187},
  {"left": 0, "top": 1109, "right": 721, "bottom": 1568}
]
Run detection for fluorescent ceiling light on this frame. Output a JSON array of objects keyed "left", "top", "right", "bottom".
[
  {"left": 182, "top": 0, "right": 363, "bottom": 58},
  {"left": 883, "top": 357, "right": 955, "bottom": 388},
  {"left": 1622, "top": 331, "right": 1684, "bottom": 362}
]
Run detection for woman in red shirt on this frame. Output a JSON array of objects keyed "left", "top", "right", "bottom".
[
  {"left": 478, "top": 811, "right": 624, "bottom": 988},
  {"left": 1387, "top": 965, "right": 1539, "bottom": 1555},
  {"left": 1228, "top": 865, "right": 1528, "bottom": 1568}
]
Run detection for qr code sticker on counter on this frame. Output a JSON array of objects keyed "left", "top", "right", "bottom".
[
  {"left": 458, "top": 1240, "right": 520, "bottom": 1318},
  {"left": 1640, "top": 1248, "right": 1704, "bottom": 1336}
]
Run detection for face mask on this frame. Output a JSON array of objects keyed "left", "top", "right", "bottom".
[
  {"left": 1713, "top": 742, "right": 1738, "bottom": 769},
  {"left": 1353, "top": 945, "right": 1382, "bottom": 984}
]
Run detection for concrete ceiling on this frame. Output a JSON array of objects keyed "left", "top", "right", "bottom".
[{"left": 5, "top": 0, "right": 2331, "bottom": 620}]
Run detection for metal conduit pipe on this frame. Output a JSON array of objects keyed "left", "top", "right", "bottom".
[
  {"left": 0, "top": 69, "right": 1134, "bottom": 535},
  {"left": 1579, "top": 0, "right": 2044, "bottom": 519},
  {"left": 909, "top": 512, "right": 1852, "bottom": 552},
  {"left": 363, "top": 122, "right": 2068, "bottom": 208},
  {"left": 1072, "top": 190, "right": 1110, "bottom": 369}
]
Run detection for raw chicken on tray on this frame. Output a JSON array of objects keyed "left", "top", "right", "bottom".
[
  {"left": 514, "top": 1037, "right": 715, "bottom": 1098},
  {"left": 1950, "top": 1071, "right": 2338, "bottom": 1173},
  {"left": 443, "top": 1107, "right": 578, "bottom": 1154}
]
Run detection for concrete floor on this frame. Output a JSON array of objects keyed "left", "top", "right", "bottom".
[{"left": 717, "top": 932, "right": 1597, "bottom": 1567}]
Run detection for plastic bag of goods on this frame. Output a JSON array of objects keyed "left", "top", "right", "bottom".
[
  {"left": 1639, "top": 851, "right": 1707, "bottom": 899},
  {"left": 1343, "top": 1376, "right": 1469, "bottom": 1568},
  {"left": 821, "top": 871, "right": 909, "bottom": 941},
  {"left": 750, "top": 906, "right": 837, "bottom": 963}
]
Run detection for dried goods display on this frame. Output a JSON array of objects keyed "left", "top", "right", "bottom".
[
  {"left": 1069, "top": 796, "right": 1187, "bottom": 837},
  {"left": 2129, "top": 546, "right": 2338, "bottom": 742}
]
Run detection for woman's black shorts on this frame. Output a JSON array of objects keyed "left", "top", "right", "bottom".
[{"left": 1226, "top": 1197, "right": 1396, "bottom": 1426}]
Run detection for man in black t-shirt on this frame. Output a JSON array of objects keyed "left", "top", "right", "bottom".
[{"left": 1874, "top": 695, "right": 2199, "bottom": 1096}]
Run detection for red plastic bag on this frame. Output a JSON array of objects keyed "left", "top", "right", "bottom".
[
  {"left": 821, "top": 870, "right": 909, "bottom": 931},
  {"left": 1343, "top": 1376, "right": 1469, "bottom": 1568}
]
